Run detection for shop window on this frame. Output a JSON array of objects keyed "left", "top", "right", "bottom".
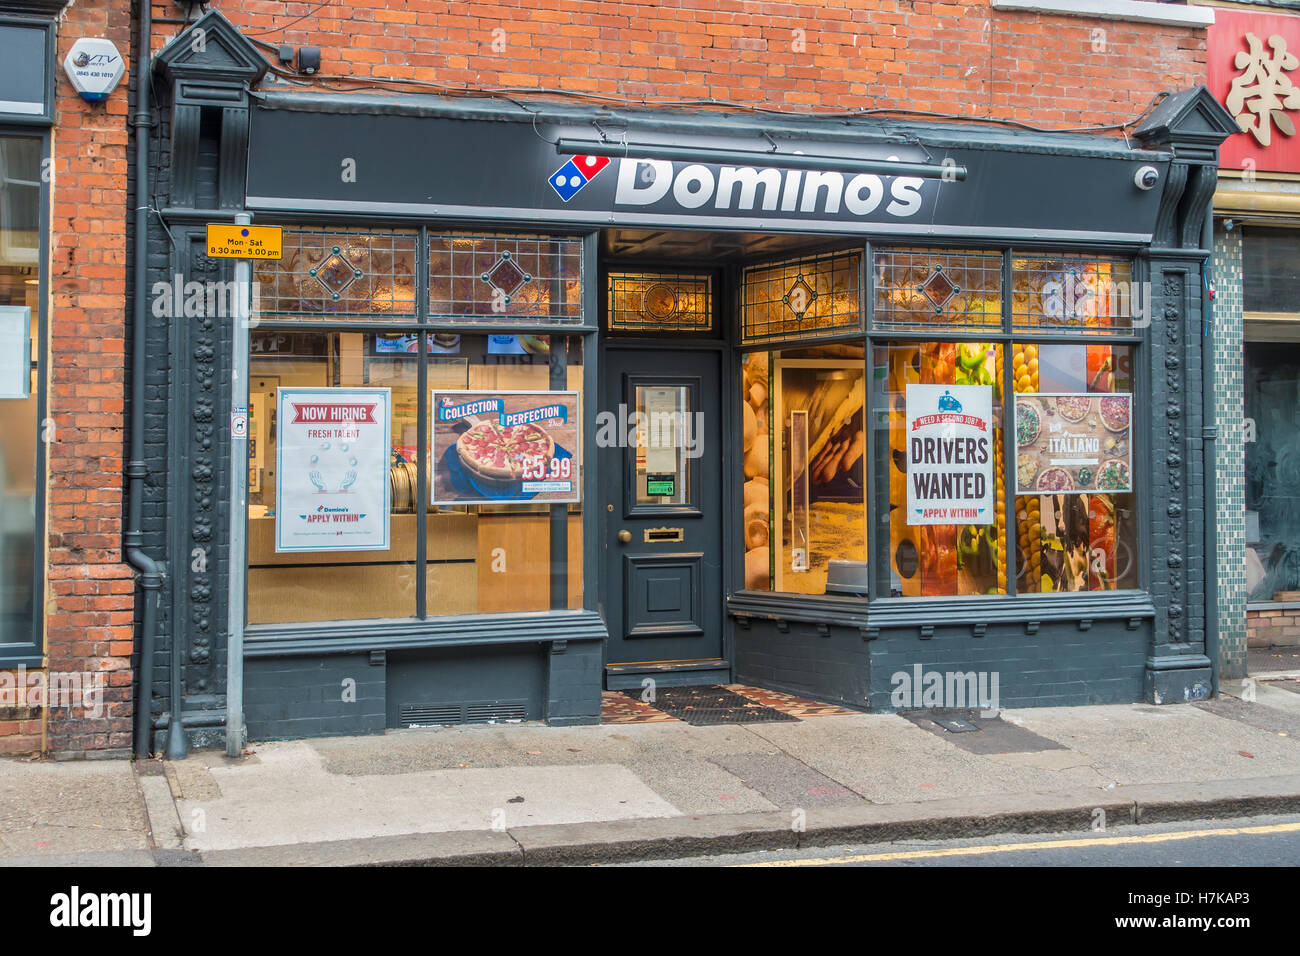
[
  {"left": 428, "top": 233, "right": 583, "bottom": 324},
  {"left": 607, "top": 272, "right": 712, "bottom": 333},
  {"left": 741, "top": 344, "right": 866, "bottom": 593},
  {"left": 253, "top": 227, "right": 418, "bottom": 318},
  {"left": 247, "top": 331, "right": 582, "bottom": 625},
  {"left": 873, "top": 248, "right": 1002, "bottom": 331},
  {"left": 740, "top": 249, "right": 861, "bottom": 345},
  {"left": 1011, "top": 253, "right": 1136, "bottom": 330},
  {"left": 1243, "top": 228, "right": 1300, "bottom": 315},
  {"left": 0, "top": 133, "right": 40, "bottom": 653},
  {"left": 1011, "top": 342, "right": 1138, "bottom": 592},
  {"left": 1244, "top": 341, "right": 1300, "bottom": 602},
  {"left": 873, "top": 341, "right": 1007, "bottom": 597}
]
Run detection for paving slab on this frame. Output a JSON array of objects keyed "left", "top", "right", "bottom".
[
  {"left": 0, "top": 758, "right": 150, "bottom": 859},
  {"left": 178, "top": 741, "right": 680, "bottom": 852},
  {"left": 1000, "top": 704, "right": 1300, "bottom": 784},
  {"left": 740, "top": 713, "right": 1108, "bottom": 803}
]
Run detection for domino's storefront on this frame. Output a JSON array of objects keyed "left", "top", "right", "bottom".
[{"left": 144, "top": 15, "right": 1235, "bottom": 750}]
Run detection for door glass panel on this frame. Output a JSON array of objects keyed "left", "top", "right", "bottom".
[
  {"left": 741, "top": 344, "right": 867, "bottom": 594},
  {"left": 633, "top": 384, "right": 692, "bottom": 507}
]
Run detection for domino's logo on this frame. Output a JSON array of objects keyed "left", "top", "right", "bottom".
[{"left": 549, "top": 154, "right": 611, "bottom": 201}]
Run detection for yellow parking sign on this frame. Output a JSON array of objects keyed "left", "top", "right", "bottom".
[{"left": 206, "top": 224, "right": 282, "bottom": 260}]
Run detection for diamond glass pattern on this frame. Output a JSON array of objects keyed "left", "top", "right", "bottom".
[
  {"left": 741, "top": 250, "right": 861, "bottom": 345},
  {"left": 1011, "top": 252, "right": 1135, "bottom": 330},
  {"left": 254, "top": 228, "right": 418, "bottom": 318},
  {"left": 482, "top": 252, "right": 530, "bottom": 302},
  {"left": 311, "top": 247, "right": 362, "bottom": 301},
  {"left": 430, "top": 233, "right": 584, "bottom": 324},
  {"left": 919, "top": 266, "right": 958, "bottom": 313},
  {"left": 872, "top": 248, "right": 1002, "bottom": 331},
  {"left": 784, "top": 276, "right": 817, "bottom": 319}
]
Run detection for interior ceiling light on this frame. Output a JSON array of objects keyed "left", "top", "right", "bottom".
[{"left": 554, "top": 137, "right": 967, "bottom": 181}]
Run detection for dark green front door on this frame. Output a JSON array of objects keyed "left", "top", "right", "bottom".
[{"left": 599, "top": 346, "right": 726, "bottom": 686}]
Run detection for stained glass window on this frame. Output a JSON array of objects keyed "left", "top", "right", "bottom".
[
  {"left": 1011, "top": 253, "right": 1137, "bottom": 330},
  {"left": 740, "top": 249, "right": 862, "bottom": 345},
  {"left": 607, "top": 272, "right": 712, "bottom": 333},
  {"left": 872, "top": 248, "right": 1003, "bottom": 331},
  {"left": 429, "top": 233, "right": 584, "bottom": 325},
  {"left": 253, "top": 228, "right": 418, "bottom": 318}
]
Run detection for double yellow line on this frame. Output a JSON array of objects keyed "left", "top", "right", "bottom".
[{"left": 735, "top": 820, "right": 1300, "bottom": 866}]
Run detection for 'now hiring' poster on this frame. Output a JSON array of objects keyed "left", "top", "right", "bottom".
[{"left": 275, "top": 387, "right": 392, "bottom": 552}]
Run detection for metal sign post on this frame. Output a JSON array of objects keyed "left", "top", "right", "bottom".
[{"left": 213, "top": 212, "right": 259, "bottom": 757}]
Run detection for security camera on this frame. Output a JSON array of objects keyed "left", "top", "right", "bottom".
[{"left": 1135, "top": 165, "right": 1160, "bottom": 190}]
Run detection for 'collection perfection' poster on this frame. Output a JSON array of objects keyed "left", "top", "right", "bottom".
[
  {"left": 275, "top": 387, "right": 392, "bottom": 552},
  {"left": 905, "top": 384, "right": 994, "bottom": 526},
  {"left": 430, "top": 390, "right": 580, "bottom": 505}
]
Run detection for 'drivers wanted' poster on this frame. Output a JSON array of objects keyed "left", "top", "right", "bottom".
[
  {"left": 275, "top": 387, "right": 391, "bottom": 553},
  {"left": 905, "top": 384, "right": 994, "bottom": 526}
]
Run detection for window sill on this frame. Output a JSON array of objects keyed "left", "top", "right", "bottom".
[
  {"left": 1247, "top": 601, "right": 1300, "bottom": 612},
  {"left": 0, "top": 651, "right": 42, "bottom": 669},
  {"left": 244, "top": 609, "right": 607, "bottom": 657},
  {"left": 728, "top": 588, "right": 1155, "bottom": 630},
  {"left": 991, "top": 0, "right": 1215, "bottom": 27}
]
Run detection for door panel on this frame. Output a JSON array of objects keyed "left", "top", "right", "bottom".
[{"left": 600, "top": 347, "right": 724, "bottom": 670}]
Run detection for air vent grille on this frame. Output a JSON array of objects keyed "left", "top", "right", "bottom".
[{"left": 400, "top": 700, "right": 528, "bottom": 727}]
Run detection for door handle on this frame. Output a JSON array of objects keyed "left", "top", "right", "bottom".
[{"left": 618, "top": 529, "right": 632, "bottom": 543}]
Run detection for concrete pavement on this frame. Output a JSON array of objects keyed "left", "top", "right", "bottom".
[{"left": 6, "top": 680, "right": 1300, "bottom": 865}]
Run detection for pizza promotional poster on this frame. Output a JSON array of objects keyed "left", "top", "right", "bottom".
[
  {"left": 905, "top": 384, "right": 994, "bottom": 526},
  {"left": 1014, "top": 393, "right": 1132, "bottom": 495},
  {"left": 275, "top": 387, "right": 392, "bottom": 552},
  {"left": 430, "top": 390, "right": 580, "bottom": 506}
]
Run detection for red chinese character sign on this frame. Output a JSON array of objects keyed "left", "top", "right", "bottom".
[{"left": 1209, "top": 8, "right": 1300, "bottom": 174}]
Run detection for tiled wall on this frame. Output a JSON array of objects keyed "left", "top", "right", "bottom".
[{"left": 1212, "top": 224, "right": 1247, "bottom": 678}]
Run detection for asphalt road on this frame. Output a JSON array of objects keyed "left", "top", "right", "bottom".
[{"left": 618, "top": 813, "right": 1300, "bottom": 867}]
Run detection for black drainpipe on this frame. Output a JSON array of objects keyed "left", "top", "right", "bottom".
[{"left": 128, "top": 0, "right": 165, "bottom": 757}]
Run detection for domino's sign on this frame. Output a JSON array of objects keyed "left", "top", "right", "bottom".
[
  {"left": 611, "top": 158, "right": 925, "bottom": 218},
  {"left": 549, "top": 154, "right": 611, "bottom": 201},
  {"left": 62, "top": 38, "right": 126, "bottom": 103},
  {"left": 550, "top": 152, "right": 924, "bottom": 218}
]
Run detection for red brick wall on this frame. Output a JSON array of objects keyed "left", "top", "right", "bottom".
[
  {"left": 0, "top": 0, "right": 137, "bottom": 756},
  {"left": 172, "top": 0, "right": 1206, "bottom": 130}
]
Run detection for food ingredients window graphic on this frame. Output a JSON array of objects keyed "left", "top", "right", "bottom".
[
  {"left": 882, "top": 342, "right": 1006, "bottom": 597},
  {"left": 1011, "top": 343, "right": 1138, "bottom": 593}
]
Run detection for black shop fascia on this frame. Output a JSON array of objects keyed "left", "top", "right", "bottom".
[{"left": 149, "top": 45, "right": 1234, "bottom": 744}]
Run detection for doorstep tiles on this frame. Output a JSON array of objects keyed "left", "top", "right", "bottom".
[{"left": 600, "top": 685, "right": 858, "bottom": 724}]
